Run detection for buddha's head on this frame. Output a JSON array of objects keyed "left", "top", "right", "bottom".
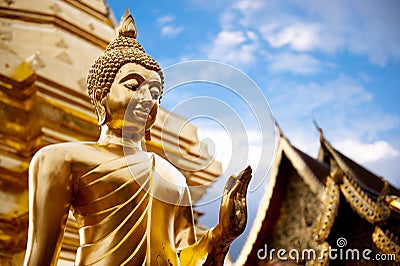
[{"left": 87, "top": 9, "right": 163, "bottom": 140}]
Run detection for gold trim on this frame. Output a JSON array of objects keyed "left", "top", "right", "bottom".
[
  {"left": 314, "top": 241, "right": 330, "bottom": 266},
  {"left": 372, "top": 226, "right": 400, "bottom": 261},
  {"left": 340, "top": 176, "right": 390, "bottom": 224},
  {"left": 313, "top": 176, "right": 340, "bottom": 242}
]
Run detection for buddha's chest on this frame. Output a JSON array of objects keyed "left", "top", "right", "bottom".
[{"left": 71, "top": 155, "right": 153, "bottom": 227}]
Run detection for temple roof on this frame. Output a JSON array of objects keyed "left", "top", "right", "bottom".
[
  {"left": 236, "top": 126, "right": 400, "bottom": 265},
  {"left": 318, "top": 131, "right": 400, "bottom": 199},
  {"left": 292, "top": 145, "right": 329, "bottom": 186}
]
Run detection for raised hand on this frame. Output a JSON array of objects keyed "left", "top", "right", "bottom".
[
  {"left": 215, "top": 166, "right": 253, "bottom": 245},
  {"left": 179, "top": 166, "right": 253, "bottom": 265}
]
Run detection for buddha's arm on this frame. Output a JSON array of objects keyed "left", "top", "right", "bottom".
[
  {"left": 179, "top": 226, "right": 229, "bottom": 265},
  {"left": 24, "top": 147, "right": 73, "bottom": 266},
  {"left": 180, "top": 166, "right": 252, "bottom": 265}
]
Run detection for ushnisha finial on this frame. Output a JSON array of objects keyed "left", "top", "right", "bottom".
[{"left": 117, "top": 8, "right": 137, "bottom": 39}]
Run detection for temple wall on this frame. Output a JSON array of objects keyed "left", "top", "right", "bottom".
[{"left": 267, "top": 171, "right": 324, "bottom": 265}]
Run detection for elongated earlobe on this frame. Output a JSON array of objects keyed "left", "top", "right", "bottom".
[
  {"left": 97, "top": 104, "right": 106, "bottom": 126},
  {"left": 145, "top": 129, "right": 151, "bottom": 141},
  {"left": 95, "top": 90, "right": 107, "bottom": 126}
]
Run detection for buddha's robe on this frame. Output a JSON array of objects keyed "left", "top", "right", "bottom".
[{"left": 71, "top": 151, "right": 196, "bottom": 265}]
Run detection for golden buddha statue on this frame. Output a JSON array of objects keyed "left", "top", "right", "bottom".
[{"left": 24, "top": 9, "right": 252, "bottom": 266}]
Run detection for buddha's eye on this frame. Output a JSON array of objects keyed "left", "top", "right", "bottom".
[
  {"left": 120, "top": 73, "right": 143, "bottom": 91},
  {"left": 124, "top": 84, "right": 138, "bottom": 91},
  {"left": 150, "top": 87, "right": 160, "bottom": 100}
]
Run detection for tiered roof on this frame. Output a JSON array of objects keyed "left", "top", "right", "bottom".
[{"left": 236, "top": 125, "right": 399, "bottom": 265}]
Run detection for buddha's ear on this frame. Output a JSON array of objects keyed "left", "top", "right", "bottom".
[{"left": 94, "top": 89, "right": 106, "bottom": 126}]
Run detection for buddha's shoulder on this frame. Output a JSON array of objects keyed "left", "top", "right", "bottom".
[
  {"left": 32, "top": 142, "right": 100, "bottom": 163},
  {"left": 152, "top": 152, "right": 187, "bottom": 188}
]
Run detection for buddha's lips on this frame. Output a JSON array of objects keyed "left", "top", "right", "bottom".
[{"left": 133, "top": 110, "right": 149, "bottom": 120}]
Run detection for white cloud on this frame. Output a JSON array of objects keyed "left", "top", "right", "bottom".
[
  {"left": 267, "top": 72, "right": 399, "bottom": 155},
  {"left": 367, "top": 155, "right": 400, "bottom": 187},
  {"left": 197, "top": 0, "right": 400, "bottom": 68},
  {"left": 259, "top": 22, "right": 344, "bottom": 55},
  {"left": 195, "top": 121, "right": 273, "bottom": 195},
  {"left": 335, "top": 139, "right": 400, "bottom": 186},
  {"left": 157, "top": 15, "right": 175, "bottom": 24},
  {"left": 161, "top": 25, "right": 184, "bottom": 37},
  {"left": 265, "top": 72, "right": 400, "bottom": 186},
  {"left": 297, "top": 0, "right": 400, "bottom": 65},
  {"left": 336, "top": 139, "right": 399, "bottom": 164},
  {"left": 158, "top": 15, "right": 184, "bottom": 38},
  {"left": 215, "top": 30, "right": 245, "bottom": 47},
  {"left": 177, "top": 0, "right": 400, "bottom": 187},
  {"left": 190, "top": 115, "right": 265, "bottom": 172},
  {"left": 267, "top": 74, "right": 374, "bottom": 121},
  {"left": 206, "top": 30, "right": 259, "bottom": 66},
  {"left": 202, "top": 0, "right": 400, "bottom": 173},
  {"left": 217, "top": 0, "right": 400, "bottom": 66},
  {"left": 262, "top": 22, "right": 323, "bottom": 52},
  {"left": 233, "top": 0, "right": 265, "bottom": 13},
  {"left": 267, "top": 52, "right": 322, "bottom": 75}
]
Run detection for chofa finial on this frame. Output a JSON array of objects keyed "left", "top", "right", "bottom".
[
  {"left": 313, "top": 117, "right": 324, "bottom": 142},
  {"left": 274, "top": 119, "right": 284, "bottom": 138},
  {"left": 117, "top": 8, "right": 137, "bottom": 39}
]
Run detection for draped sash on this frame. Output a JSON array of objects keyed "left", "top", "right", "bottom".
[{"left": 72, "top": 153, "right": 153, "bottom": 266}]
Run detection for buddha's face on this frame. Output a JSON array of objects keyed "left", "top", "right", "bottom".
[{"left": 103, "top": 62, "right": 162, "bottom": 135}]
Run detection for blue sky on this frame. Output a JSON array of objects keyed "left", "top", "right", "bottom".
[{"left": 108, "top": 0, "right": 400, "bottom": 260}]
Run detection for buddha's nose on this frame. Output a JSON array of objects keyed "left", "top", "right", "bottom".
[
  {"left": 141, "top": 98, "right": 153, "bottom": 108},
  {"left": 139, "top": 84, "right": 152, "bottom": 99}
]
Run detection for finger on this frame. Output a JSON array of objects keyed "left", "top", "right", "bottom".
[
  {"left": 241, "top": 168, "right": 252, "bottom": 194},
  {"left": 238, "top": 165, "right": 252, "bottom": 182},
  {"left": 237, "top": 166, "right": 252, "bottom": 200},
  {"left": 229, "top": 178, "right": 242, "bottom": 197},
  {"left": 236, "top": 181, "right": 248, "bottom": 202},
  {"left": 224, "top": 174, "right": 237, "bottom": 193}
]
